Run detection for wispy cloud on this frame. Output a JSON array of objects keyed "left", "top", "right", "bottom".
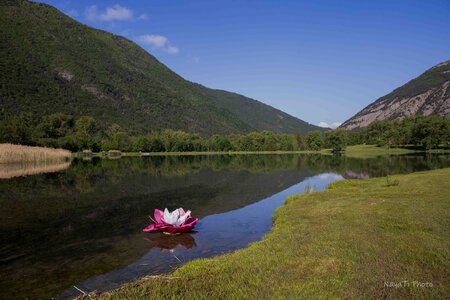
[
  {"left": 138, "top": 13, "right": 149, "bottom": 20},
  {"left": 139, "top": 35, "right": 167, "bottom": 47},
  {"left": 166, "top": 45, "right": 180, "bottom": 54},
  {"left": 85, "top": 5, "right": 133, "bottom": 22},
  {"left": 318, "top": 121, "right": 342, "bottom": 129},
  {"left": 138, "top": 34, "right": 180, "bottom": 54}
]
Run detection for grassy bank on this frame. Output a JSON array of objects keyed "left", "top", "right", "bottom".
[
  {"left": 326, "top": 145, "right": 449, "bottom": 158},
  {"left": 0, "top": 143, "right": 71, "bottom": 164},
  {"left": 333, "top": 144, "right": 416, "bottom": 158},
  {"left": 87, "top": 167, "right": 450, "bottom": 299}
]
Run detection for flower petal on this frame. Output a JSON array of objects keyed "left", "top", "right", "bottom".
[
  {"left": 143, "top": 224, "right": 156, "bottom": 232},
  {"left": 154, "top": 209, "right": 164, "bottom": 223},
  {"left": 164, "top": 217, "right": 198, "bottom": 233},
  {"left": 163, "top": 208, "right": 180, "bottom": 226},
  {"left": 176, "top": 210, "right": 191, "bottom": 226},
  {"left": 178, "top": 208, "right": 186, "bottom": 216}
]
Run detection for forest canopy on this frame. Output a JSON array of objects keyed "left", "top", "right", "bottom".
[{"left": 0, "top": 113, "right": 448, "bottom": 152}]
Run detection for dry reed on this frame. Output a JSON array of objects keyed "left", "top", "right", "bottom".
[{"left": 0, "top": 143, "right": 72, "bottom": 164}]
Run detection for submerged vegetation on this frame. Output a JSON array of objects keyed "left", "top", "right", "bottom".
[
  {"left": 87, "top": 168, "right": 450, "bottom": 299},
  {"left": 0, "top": 143, "right": 71, "bottom": 164}
]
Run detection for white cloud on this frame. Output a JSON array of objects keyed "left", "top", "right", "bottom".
[
  {"left": 138, "top": 34, "right": 180, "bottom": 54},
  {"left": 166, "top": 45, "right": 180, "bottom": 54},
  {"left": 139, "top": 35, "right": 167, "bottom": 47},
  {"left": 85, "top": 5, "right": 133, "bottom": 22},
  {"left": 318, "top": 121, "right": 342, "bottom": 129},
  {"left": 138, "top": 13, "right": 149, "bottom": 20},
  {"left": 100, "top": 5, "right": 133, "bottom": 21}
]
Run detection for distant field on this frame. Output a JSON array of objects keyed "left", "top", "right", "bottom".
[
  {"left": 89, "top": 168, "right": 450, "bottom": 299},
  {"left": 0, "top": 144, "right": 71, "bottom": 164},
  {"left": 339, "top": 144, "right": 416, "bottom": 158},
  {"left": 320, "top": 144, "right": 449, "bottom": 158}
]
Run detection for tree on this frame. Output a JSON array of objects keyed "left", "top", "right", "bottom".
[
  {"left": 305, "top": 130, "right": 323, "bottom": 150},
  {"left": 205, "top": 135, "right": 233, "bottom": 151},
  {"left": 0, "top": 117, "right": 33, "bottom": 144},
  {"left": 410, "top": 116, "right": 445, "bottom": 149},
  {"left": 37, "top": 113, "right": 74, "bottom": 138},
  {"left": 102, "top": 124, "right": 130, "bottom": 151},
  {"left": 75, "top": 116, "right": 99, "bottom": 149},
  {"left": 325, "top": 128, "right": 347, "bottom": 152}
]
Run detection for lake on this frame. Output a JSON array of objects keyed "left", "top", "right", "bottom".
[{"left": 0, "top": 153, "right": 448, "bottom": 299}]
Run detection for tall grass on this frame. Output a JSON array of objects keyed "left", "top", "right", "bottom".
[{"left": 0, "top": 144, "right": 72, "bottom": 164}]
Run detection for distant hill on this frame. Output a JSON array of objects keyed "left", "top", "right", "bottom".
[
  {"left": 341, "top": 61, "right": 450, "bottom": 130},
  {"left": 0, "top": 0, "right": 321, "bottom": 135},
  {"left": 200, "top": 86, "right": 318, "bottom": 133}
]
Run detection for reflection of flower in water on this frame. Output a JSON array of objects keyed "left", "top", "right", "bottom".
[{"left": 144, "top": 232, "right": 197, "bottom": 251}]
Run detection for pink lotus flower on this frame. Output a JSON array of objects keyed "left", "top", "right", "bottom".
[{"left": 143, "top": 208, "right": 199, "bottom": 235}]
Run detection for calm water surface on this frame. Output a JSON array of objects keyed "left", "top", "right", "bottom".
[{"left": 0, "top": 154, "right": 448, "bottom": 299}]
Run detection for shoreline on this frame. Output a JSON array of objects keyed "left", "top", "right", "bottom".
[
  {"left": 80, "top": 167, "right": 450, "bottom": 299},
  {"left": 83, "top": 145, "right": 450, "bottom": 159}
]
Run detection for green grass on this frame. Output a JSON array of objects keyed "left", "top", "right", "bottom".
[
  {"left": 344, "top": 144, "right": 418, "bottom": 158},
  {"left": 85, "top": 168, "right": 450, "bottom": 299},
  {"left": 320, "top": 144, "right": 416, "bottom": 158},
  {"left": 321, "top": 144, "right": 449, "bottom": 158}
]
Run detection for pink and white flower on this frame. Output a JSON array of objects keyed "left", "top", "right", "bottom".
[{"left": 143, "top": 208, "right": 198, "bottom": 234}]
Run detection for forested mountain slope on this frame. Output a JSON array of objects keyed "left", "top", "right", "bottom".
[{"left": 0, "top": 0, "right": 321, "bottom": 135}]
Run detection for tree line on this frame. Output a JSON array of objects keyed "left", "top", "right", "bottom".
[
  {"left": 0, "top": 113, "right": 448, "bottom": 152},
  {"left": 346, "top": 116, "right": 450, "bottom": 150}
]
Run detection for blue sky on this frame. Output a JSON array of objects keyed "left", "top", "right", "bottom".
[{"left": 40, "top": 0, "right": 450, "bottom": 128}]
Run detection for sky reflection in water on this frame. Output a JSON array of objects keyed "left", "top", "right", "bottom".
[
  {"left": 59, "top": 173, "right": 342, "bottom": 298},
  {"left": 0, "top": 154, "right": 448, "bottom": 299}
]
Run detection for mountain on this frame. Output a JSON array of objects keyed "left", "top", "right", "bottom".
[
  {"left": 341, "top": 61, "right": 450, "bottom": 130},
  {"left": 200, "top": 86, "right": 318, "bottom": 133},
  {"left": 0, "top": 0, "right": 321, "bottom": 136}
]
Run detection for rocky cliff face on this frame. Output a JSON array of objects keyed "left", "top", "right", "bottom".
[{"left": 341, "top": 61, "right": 450, "bottom": 130}]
